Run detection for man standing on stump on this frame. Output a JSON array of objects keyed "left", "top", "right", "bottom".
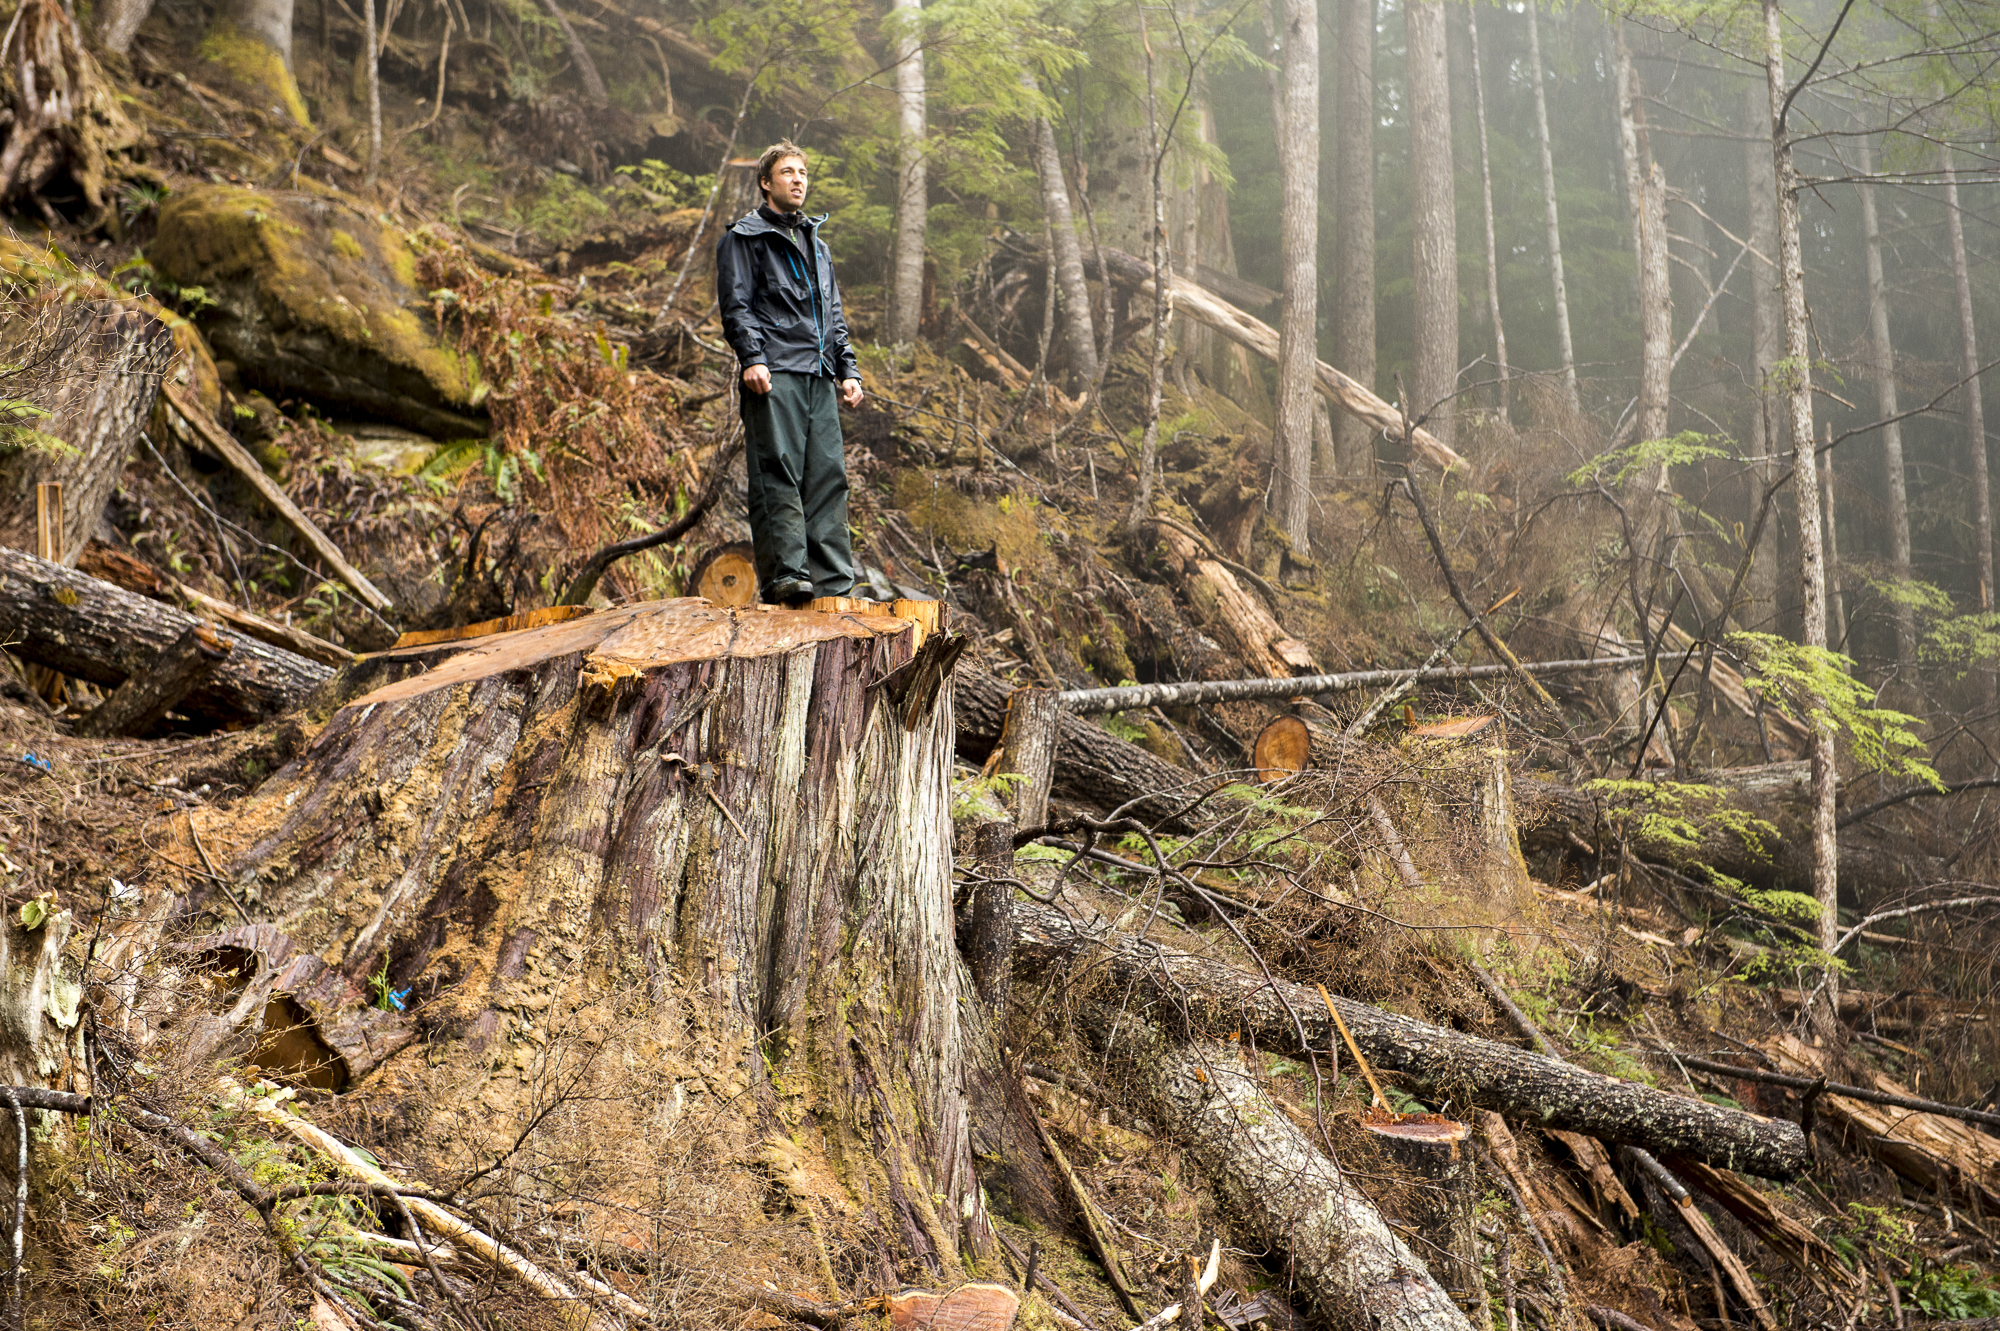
[{"left": 717, "top": 141, "right": 866, "bottom": 608}]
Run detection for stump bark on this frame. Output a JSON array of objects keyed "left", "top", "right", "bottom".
[
  {"left": 202, "top": 599, "right": 993, "bottom": 1270},
  {"left": 0, "top": 302, "right": 170, "bottom": 565}
]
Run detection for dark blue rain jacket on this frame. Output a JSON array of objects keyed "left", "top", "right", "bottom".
[{"left": 716, "top": 206, "right": 861, "bottom": 382}]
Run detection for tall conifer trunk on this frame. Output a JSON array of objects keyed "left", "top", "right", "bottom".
[
  {"left": 1743, "top": 80, "right": 1783, "bottom": 625},
  {"left": 1762, "top": 0, "right": 1838, "bottom": 1049},
  {"left": 1524, "top": 0, "right": 1577, "bottom": 414},
  {"left": 1023, "top": 87, "right": 1098, "bottom": 389},
  {"left": 1269, "top": 0, "right": 1319, "bottom": 552},
  {"left": 1404, "top": 0, "right": 1457, "bottom": 451},
  {"left": 1857, "top": 133, "right": 1915, "bottom": 674},
  {"left": 1467, "top": 3, "right": 1506, "bottom": 423},
  {"left": 888, "top": 0, "right": 927, "bottom": 348},
  {"left": 1942, "top": 149, "right": 1991, "bottom": 611},
  {"left": 1332, "top": 0, "right": 1377, "bottom": 471}
]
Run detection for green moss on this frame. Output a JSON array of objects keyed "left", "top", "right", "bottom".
[
  {"left": 197, "top": 21, "right": 311, "bottom": 128},
  {"left": 151, "top": 185, "right": 481, "bottom": 410},
  {"left": 892, "top": 473, "right": 1052, "bottom": 576}
]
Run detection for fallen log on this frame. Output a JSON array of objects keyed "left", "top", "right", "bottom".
[
  {"left": 1150, "top": 519, "right": 1314, "bottom": 680},
  {"left": 958, "top": 668, "right": 1213, "bottom": 830},
  {"left": 77, "top": 542, "right": 356, "bottom": 666},
  {"left": 1057, "top": 652, "right": 1681, "bottom": 714},
  {"left": 1117, "top": 1028, "right": 1472, "bottom": 1330},
  {"left": 0, "top": 546, "right": 333, "bottom": 725},
  {"left": 1010, "top": 899, "right": 1808, "bottom": 1178},
  {"left": 73, "top": 621, "right": 231, "bottom": 737},
  {"left": 1088, "top": 246, "right": 1466, "bottom": 474}
]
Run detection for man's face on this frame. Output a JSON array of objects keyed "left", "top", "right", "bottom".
[{"left": 763, "top": 155, "right": 809, "bottom": 212}]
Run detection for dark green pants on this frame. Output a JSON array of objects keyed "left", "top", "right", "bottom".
[{"left": 742, "top": 372, "right": 855, "bottom": 600}]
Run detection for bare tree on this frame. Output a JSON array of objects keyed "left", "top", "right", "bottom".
[
  {"left": 1405, "top": 0, "right": 1456, "bottom": 449},
  {"left": 1856, "top": 131, "right": 1915, "bottom": 673},
  {"left": 1610, "top": 22, "right": 1670, "bottom": 449},
  {"left": 1332, "top": 0, "right": 1376, "bottom": 471},
  {"left": 1760, "top": 0, "right": 1836, "bottom": 1047},
  {"left": 888, "top": 0, "right": 927, "bottom": 348},
  {"left": 1124, "top": 0, "right": 1173, "bottom": 530},
  {"left": 1467, "top": 2, "right": 1507, "bottom": 423},
  {"left": 1523, "top": 0, "right": 1576, "bottom": 413},
  {"left": 1268, "top": 0, "right": 1318, "bottom": 552},
  {"left": 1023, "top": 76, "right": 1098, "bottom": 387}
]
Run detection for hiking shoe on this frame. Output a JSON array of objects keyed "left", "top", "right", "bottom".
[{"left": 768, "top": 578, "right": 814, "bottom": 608}]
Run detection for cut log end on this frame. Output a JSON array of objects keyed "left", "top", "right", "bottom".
[
  {"left": 690, "top": 541, "right": 758, "bottom": 607},
  {"left": 1253, "top": 715, "right": 1310, "bottom": 783}
]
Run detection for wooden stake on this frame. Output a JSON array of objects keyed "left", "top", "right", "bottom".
[
  {"left": 1319, "top": 982, "right": 1387, "bottom": 1108},
  {"left": 30, "top": 484, "right": 65, "bottom": 707}
]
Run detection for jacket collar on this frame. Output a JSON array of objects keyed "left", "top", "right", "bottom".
[{"left": 729, "top": 207, "right": 830, "bottom": 238}]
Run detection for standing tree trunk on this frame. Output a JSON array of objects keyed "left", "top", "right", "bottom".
[
  {"left": 96, "top": 0, "right": 155, "bottom": 55},
  {"left": 1124, "top": 0, "right": 1173, "bottom": 530},
  {"left": 200, "top": 0, "right": 309, "bottom": 126},
  {"left": 1269, "top": 0, "right": 1319, "bottom": 553},
  {"left": 1467, "top": 3, "right": 1507, "bottom": 423},
  {"left": 1942, "top": 147, "right": 1991, "bottom": 611},
  {"left": 888, "top": 0, "right": 928, "bottom": 348},
  {"left": 1524, "top": 0, "right": 1577, "bottom": 414},
  {"left": 1744, "top": 80, "right": 1783, "bottom": 625},
  {"left": 1611, "top": 24, "right": 1670, "bottom": 449},
  {"left": 1761, "top": 0, "right": 1837, "bottom": 1050},
  {"left": 1821, "top": 424, "right": 1846, "bottom": 649},
  {"left": 0, "top": 304, "right": 171, "bottom": 565},
  {"left": 360, "top": 0, "right": 381, "bottom": 181},
  {"left": 1023, "top": 85, "right": 1098, "bottom": 388},
  {"left": 205, "top": 602, "right": 992, "bottom": 1274},
  {"left": 1404, "top": 0, "right": 1457, "bottom": 451},
  {"left": 1332, "top": 0, "right": 1377, "bottom": 472},
  {"left": 1856, "top": 134, "right": 1915, "bottom": 674}
]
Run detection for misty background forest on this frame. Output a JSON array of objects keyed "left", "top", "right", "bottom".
[{"left": 3, "top": 0, "right": 2000, "bottom": 1326}]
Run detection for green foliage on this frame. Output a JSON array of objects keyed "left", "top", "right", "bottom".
[
  {"left": 1580, "top": 778, "right": 1778, "bottom": 861},
  {"left": 1903, "top": 1260, "right": 2000, "bottom": 1320},
  {"left": 1729, "top": 633, "right": 1939, "bottom": 788},
  {"left": 613, "top": 160, "right": 715, "bottom": 209},
  {"left": 1565, "top": 430, "right": 1735, "bottom": 490}
]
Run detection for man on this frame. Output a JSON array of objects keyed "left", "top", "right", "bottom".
[{"left": 716, "top": 141, "right": 866, "bottom": 608}]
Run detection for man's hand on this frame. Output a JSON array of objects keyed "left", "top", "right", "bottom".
[
  {"left": 742, "top": 365, "right": 772, "bottom": 395},
  {"left": 840, "top": 378, "right": 864, "bottom": 409}
]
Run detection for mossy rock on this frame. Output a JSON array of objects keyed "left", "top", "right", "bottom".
[{"left": 150, "top": 185, "right": 486, "bottom": 438}]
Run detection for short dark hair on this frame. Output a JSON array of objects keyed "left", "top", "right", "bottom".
[{"left": 757, "top": 141, "right": 808, "bottom": 192}]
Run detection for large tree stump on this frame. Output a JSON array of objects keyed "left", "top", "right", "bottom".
[
  {"left": 200, "top": 599, "right": 992, "bottom": 1273},
  {"left": 0, "top": 301, "right": 170, "bottom": 564}
]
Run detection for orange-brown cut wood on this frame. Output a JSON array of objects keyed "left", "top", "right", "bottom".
[
  {"left": 886, "top": 1283, "right": 1021, "bottom": 1331},
  {"left": 690, "top": 541, "right": 758, "bottom": 607},
  {"left": 391, "top": 603, "right": 595, "bottom": 649},
  {"left": 1254, "top": 715, "right": 1311, "bottom": 782}
]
